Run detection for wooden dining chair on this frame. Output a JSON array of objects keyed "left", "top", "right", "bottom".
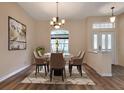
[
  {"left": 49, "top": 53, "right": 66, "bottom": 81},
  {"left": 69, "top": 51, "right": 85, "bottom": 76}
]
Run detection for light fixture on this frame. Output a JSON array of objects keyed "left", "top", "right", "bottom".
[
  {"left": 50, "top": 2, "right": 65, "bottom": 29},
  {"left": 110, "top": 6, "right": 116, "bottom": 23}
]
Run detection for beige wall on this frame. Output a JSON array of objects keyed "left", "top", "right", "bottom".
[
  {"left": 35, "top": 20, "right": 86, "bottom": 55},
  {"left": 0, "top": 3, "right": 35, "bottom": 80},
  {"left": 118, "top": 13, "right": 124, "bottom": 66},
  {"left": 35, "top": 21, "right": 51, "bottom": 52}
]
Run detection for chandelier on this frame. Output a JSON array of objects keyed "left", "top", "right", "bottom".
[
  {"left": 50, "top": 2, "right": 65, "bottom": 29},
  {"left": 110, "top": 6, "right": 116, "bottom": 23}
]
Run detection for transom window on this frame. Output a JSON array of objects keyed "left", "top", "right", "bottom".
[
  {"left": 51, "top": 30, "right": 69, "bottom": 53},
  {"left": 93, "top": 22, "right": 115, "bottom": 29}
]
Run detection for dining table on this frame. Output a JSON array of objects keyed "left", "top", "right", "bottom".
[{"left": 44, "top": 52, "right": 73, "bottom": 63}]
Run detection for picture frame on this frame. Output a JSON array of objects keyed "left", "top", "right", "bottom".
[{"left": 8, "top": 16, "right": 26, "bottom": 50}]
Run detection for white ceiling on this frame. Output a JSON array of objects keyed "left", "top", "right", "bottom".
[{"left": 18, "top": 2, "right": 124, "bottom": 20}]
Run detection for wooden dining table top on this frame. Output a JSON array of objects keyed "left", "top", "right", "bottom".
[
  {"left": 43, "top": 52, "right": 73, "bottom": 62},
  {"left": 44, "top": 52, "right": 72, "bottom": 57}
]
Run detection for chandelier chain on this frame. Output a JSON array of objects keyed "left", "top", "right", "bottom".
[
  {"left": 111, "top": 6, "right": 115, "bottom": 16},
  {"left": 57, "top": 2, "right": 58, "bottom": 17}
]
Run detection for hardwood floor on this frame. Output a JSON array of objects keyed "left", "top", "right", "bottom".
[{"left": 0, "top": 64, "right": 124, "bottom": 90}]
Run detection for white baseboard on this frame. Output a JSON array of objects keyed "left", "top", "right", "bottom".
[
  {"left": 100, "top": 73, "right": 112, "bottom": 76},
  {"left": 85, "top": 63, "right": 112, "bottom": 77},
  {"left": 0, "top": 65, "right": 30, "bottom": 82}
]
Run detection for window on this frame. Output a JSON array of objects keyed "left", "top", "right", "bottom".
[
  {"left": 101, "top": 34, "right": 106, "bottom": 50},
  {"left": 93, "top": 34, "right": 98, "bottom": 50},
  {"left": 51, "top": 30, "right": 69, "bottom": 53},
  {"left": 93, "top": 22, "right": 115, "bottom": 29},
  {"left": 108, "top": 34, "right": 112, "bottom": 49},
  {"left": 93, "top": 32, "right": 112, "bottom": 51}
]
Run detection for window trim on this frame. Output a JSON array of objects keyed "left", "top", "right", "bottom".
[{"left": 92, "top": 22, "right": 115, "bottom": 29}]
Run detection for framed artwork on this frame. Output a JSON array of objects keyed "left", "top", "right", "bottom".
[{"left": 8, "top": 16, "right": 26, "bottom": 50}]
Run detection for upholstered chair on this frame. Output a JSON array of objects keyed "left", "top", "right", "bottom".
[
  {"left": 49, "top": 53, "right": 66, "bottom": 81},
  {"left": 69, "top": 51, "right": 85, "bottom": 76},
  {"left": 33, "top": 51, "right": 49, "bottom": 76},
  {"left": 71, "top": 51, "right": 82, "bottom": 60}
]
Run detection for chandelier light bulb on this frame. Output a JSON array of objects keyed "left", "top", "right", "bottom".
[
  {"left": 110, "top": 16, "right": 115, "bottom": 23},
  {"left": 55, "top": 25, "right": 60, "bottom": 29},
  {"left": 58, "top": 22, "right": 61, "bottom": 25},
  {"left": 52, "top": 17, "right": 57, "bottom": 22},
  {"left": 50, "top": 21, "right": 54, "bottom": 25},
  {"left": 61, "top": 19, "right": 65, "bottom": 24}
]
